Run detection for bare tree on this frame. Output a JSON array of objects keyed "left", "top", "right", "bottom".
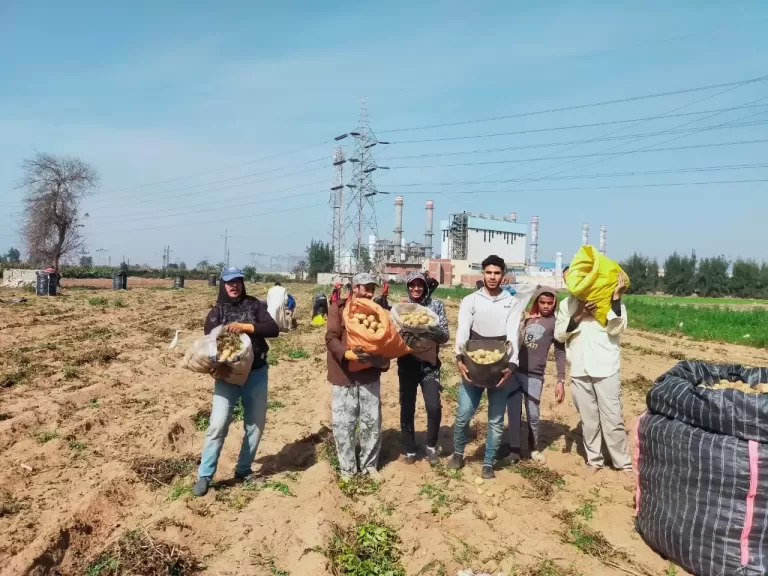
[{"left": 17, "top": 152, "right": 99, "bottom": 269}]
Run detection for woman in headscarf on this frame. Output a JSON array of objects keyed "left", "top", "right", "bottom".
[{"left": 193, "top": 267, "right": 280, "bottom": 497}]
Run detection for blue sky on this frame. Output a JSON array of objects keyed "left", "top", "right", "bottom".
[{"left": 1, "top": 1, "right": 766, "bottom": 269}]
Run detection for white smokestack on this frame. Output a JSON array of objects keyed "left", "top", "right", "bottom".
[
  {"left": 424, "top": 200, "right": 434, "bottom": 260},
  {"left": 582, "top": 223, "right": 589, "bottom": 246},
  {"left": 529, "top": 216, "right": 539, "bottom": 265},
  {"left": 394, "top": 196, "right": 403, "bottom": 262},
  {"left": 599, "top": 225, "right": 607, "bottom": 254}
]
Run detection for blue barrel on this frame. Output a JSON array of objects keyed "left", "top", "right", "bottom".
[
  {"left": 112, "top": 271, "right": 127, "bottom": 290},
  {"left": 208, "top": 274, "right": 217, "bottom": 287},
  {"left": 173, "top": 275, "right": 185, "bottom": 289},
  {"left": 35, "top": 271, "right": 58, "bottom": 296}
]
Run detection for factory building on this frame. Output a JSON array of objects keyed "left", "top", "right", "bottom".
[{"left": 364, "top": 195, "right": 608, "bottom": 289}]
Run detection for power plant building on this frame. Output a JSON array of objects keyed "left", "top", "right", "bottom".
[{"left": 439, "top": 212, "right": 527, "bottom": 269}]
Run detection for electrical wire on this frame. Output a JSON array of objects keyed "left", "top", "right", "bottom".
[
  {"left": 384, "top": 104, "right": 768, "bottom": 145},
  {"left": 380, "top": 178, "right": 768, "bottom": 196},
  {"left": 387, "top": 139, "right": 768, "bottom": 169},
  {"left": 83, "top": 202, "right": 327, "bottom": 235},
  {"left": 382, "top": 120, "right": 768, "bottom": 161},
  {"left": 381, "top": 163, "right": 768, "bottom": 187},
  {"left": 377, "top": 74, "right": 768, "bottom": 133}
]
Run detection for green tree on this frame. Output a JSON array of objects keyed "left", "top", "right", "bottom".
[
  {"left": 695, "top": 256, "right": 729, "bottom": 297},
  {"left": 79, "top": 255, "right": 93, "bottom": 267},
  {"left": 663, "top": 251, "right": 697, "bottom": 296},
  {"left": 730, "top": 259, "right": 761, "bottom": 298},
  {"left": 760, "top": 263, "right": 768, "bottom": 299},
  {"left": 356, "top": 246, "right": 372, "bottom": 273},
  {"left": 179, "top": 261, "right": 187, "bottom": 271},
  {"left": 620, "top": 253, "right": 659, "bottom": 294},
  {"left": 242, "top": 266, "right": 256, "bottom": 281},
  {"left": 6, "top": 247, "right": 21, "bottom": 263},
  {"left": 306, "top": 240, "right": 334, "bottom": 280}
]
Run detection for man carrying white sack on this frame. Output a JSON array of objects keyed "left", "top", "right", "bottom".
[
  {"left": 267, "top": 282, "right": 292, "bottom": 332},
  {"left": 555, "top": 273, "right": 632, "bottom": 475}
]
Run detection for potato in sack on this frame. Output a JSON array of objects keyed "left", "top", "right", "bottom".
[
  {"left": 565, "top": 245, "right": 630, "bottom": 327},
  {"left": 180, "top": 325, "right": 254, "bottom": 385},
  {"left": 343, "top": 298, "right": 411, "bottom": 372},
  {"left": 461, "top": 340, "right": 510, "bottom": 387}
]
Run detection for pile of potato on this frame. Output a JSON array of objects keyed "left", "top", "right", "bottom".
[
  {"left": 704, "top": 379, "right": 768, "bottom": 394},
  {"left": 399, "top": 310, "right": 433, "bottom": 328},
  {"left": 467, "top": 348, "right": 504, "bottom": 365},
  {"left": 216, "top": 332, "right": 243, "bottom": 362},
  {"left": 349, "top": 312, "right": 385, "bottom": 336}
]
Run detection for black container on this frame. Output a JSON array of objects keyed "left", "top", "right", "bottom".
[
  {"left": 173, "top": 275, "right": 185, "bottom": 289},
  {"left": 112, "top": 271, "right": 128, "bottom": 290},
  {"left": 208, "top": 274, "right": 217, "bottom": 287},
  {"left": 35, "top": 271, "right": 58, "bottom": 296}
]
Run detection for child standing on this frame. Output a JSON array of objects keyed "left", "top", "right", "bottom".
[{"left": 506, "top": 285, "right": 566, "bottom": 464}]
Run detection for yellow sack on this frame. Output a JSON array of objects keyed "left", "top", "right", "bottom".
[
  {"left": 565, "top": 245, "right": 630, "bottom": 326},
  {"left": 311, "top": 314, "right": 326, "bottom": 326}
]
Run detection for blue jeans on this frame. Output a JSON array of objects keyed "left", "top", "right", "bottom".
[
  {"left": 453, "top": 380, "right": 508, "bottom": 467},
  {"left": 197, "top": 366, "right": 268, "bottom": 480}
]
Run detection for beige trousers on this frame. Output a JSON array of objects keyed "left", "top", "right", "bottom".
[{"left": 570, "top": 372, "right": 632, "bottom": 470}]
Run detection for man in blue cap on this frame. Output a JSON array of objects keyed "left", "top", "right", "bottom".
[{"left": 193, "top": 267, "right": 280, "bottom": 497}]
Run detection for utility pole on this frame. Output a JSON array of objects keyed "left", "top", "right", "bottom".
[{"left": 223, "top": 229, "right": 229, "bottom": 268}]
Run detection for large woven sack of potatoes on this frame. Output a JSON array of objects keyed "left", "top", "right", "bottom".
[
  {"left": 390, "top": 303, "right": 440, "bottom": 365},
  {"left": 462, "top": 340, "right": 509, "bottom": 387},
  {"left": 343, "top": 298, "right": 411, "bottom": 372}
]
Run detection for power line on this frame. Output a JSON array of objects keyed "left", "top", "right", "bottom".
[
  {"left": 96, "top": 142, "right": 332, "bottom": 195},
  {"left": 382, "top": 120, "right": 768, "bottom": 161},
  {"left": 382, "top": 163, "right": 768, "bottom": 187},
  {"left": 380, "top": 178, "right": 768, "bottom": 196},
  {"left": 385, "top": 104, "right": 768, "bottom": 144},
  {"left": 83, "top": 202, "right": 327, "bottom": 236},
  {"left": 387, "top": 139, "right": 768, "bottom": 169},
  {"left": 378, "top": 73, "right": 768, "bottom": 133}
]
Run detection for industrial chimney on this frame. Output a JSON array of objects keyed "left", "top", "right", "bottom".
[
  {"left": 424, "top": 200, "right": 434, "bottom": 260},
  {"left": 582, "top": 223, "right": 589, "bottom": 246},
  {"left": 394, "top": 196, "right": 404, "bottom": 262},
  {"left": 507, "top": 212, "right": 517, "bottom": 223},
  {"left": 599, "top": 225, "right": 607, "bottom": 254},
  {"left": 529, "top": 216, "right": 539, "bottom": 265}
]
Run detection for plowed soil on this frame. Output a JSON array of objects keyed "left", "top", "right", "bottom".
[{"left": 1, "top": 282, "right": 765, "bottom": 576}]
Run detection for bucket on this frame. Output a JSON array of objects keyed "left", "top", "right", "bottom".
[{"left": 112, "top": 271, "right": 127, "bottom": 290}]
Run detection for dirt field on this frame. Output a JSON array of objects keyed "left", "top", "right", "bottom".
[{"left": 2, "top": 282, "right": 766, "bottom": 576}]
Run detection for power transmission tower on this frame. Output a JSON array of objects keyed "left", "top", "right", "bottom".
[
  {"left": 338, "top": 98, "right": 388, "bottom": 274},
  {"left": 330, "top": 146, "right": 345, "bottom": 273}
]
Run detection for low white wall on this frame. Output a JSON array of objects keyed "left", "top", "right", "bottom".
[{"left": 2, "top": 268, "right": 38, "bottom": 287}]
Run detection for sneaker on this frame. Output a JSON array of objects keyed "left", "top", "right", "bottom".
[
  {"left": 481, "top": 465, "right": 495, "bottom": 480},
  {"left": 448, "top": 453, "right": 465, "bottom": 470},
  {"left": 425, "top": 447, "right": 440, "bottom": 467},
  {"left": 531, "top": 450, "right": 547, "bottom": 464},
  {"left": 192, "top": 477, "right": 210, "bottom": 497},
  {"left": 404, "top": 453, "right": 417, "bottom": 465}
]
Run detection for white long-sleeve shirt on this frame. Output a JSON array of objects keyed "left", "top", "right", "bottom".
[
  {"left": 454, "top": 288, "right": 527, "bottom": 366},
  {"left": 554, "top": 296, "right": 627, "bottom": 378}
]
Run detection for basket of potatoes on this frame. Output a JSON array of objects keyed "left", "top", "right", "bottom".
[
  {"left": 462, "top": 340, "right": 510, "bottom": 387},
  {"left": 391, "top": 303, "right": 439, "bottom": 333}
]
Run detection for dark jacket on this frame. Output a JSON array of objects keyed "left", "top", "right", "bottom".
[
  {"left": 397, "top": 271, "right": 449, "bottom": 372},
  {"left": 204, "top": 288, "right": 279, "bottom": 370},
  {"left": 325, "top": 297, "right": 389, "bottom": 386}
]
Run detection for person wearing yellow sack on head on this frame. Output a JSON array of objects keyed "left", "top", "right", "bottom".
[
  {"left": 193, "top": 267, "right": 280, "bottom": 497},
  {"left": 555, "top": 271, "right": 631, "bottom": 477}
]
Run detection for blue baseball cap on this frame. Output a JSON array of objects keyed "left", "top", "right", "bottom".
[{"left": 221, "top": 267, "right": 245, "bottom": 282}]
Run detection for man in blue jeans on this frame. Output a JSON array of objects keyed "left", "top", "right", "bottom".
[
  {"left": 193, "top": 268, "right": 280, "bottom": 497},
  {"left": 450, "top": 255, "right": 525, "bottom": 479}
]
